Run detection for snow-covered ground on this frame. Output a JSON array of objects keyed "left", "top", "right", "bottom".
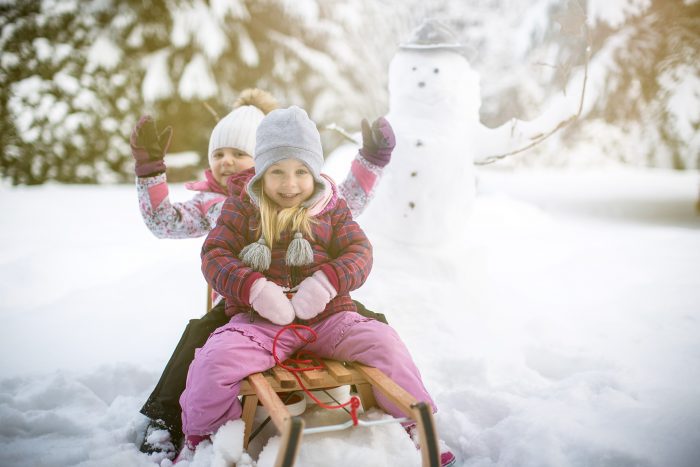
[{"left": 1, "top": 167, "right": 699, "bottom": 467}]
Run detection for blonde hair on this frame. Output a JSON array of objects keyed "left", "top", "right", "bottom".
[{"left": 256, "top": 185, "right": 315, "bottom": 248}]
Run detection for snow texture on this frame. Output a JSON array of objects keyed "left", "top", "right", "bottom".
[
  {"left": 587, "top": 0, "right": 651, "bottom": 28},
  {"left": 142, "top": 50, "right": 175, "bottom": 103},
  {"left": 1, "top": 168, "right": 699, "bottom": 466},
  {"left": 179, "top": 54, "right": 218, "bottom": 101}
]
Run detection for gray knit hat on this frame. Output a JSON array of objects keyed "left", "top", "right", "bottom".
[
  {"left": 246, "top": 106, "right": 324, "bottom": 206},
  {"left": 240, "top": 106, "right": 324, "bottom": 272}
]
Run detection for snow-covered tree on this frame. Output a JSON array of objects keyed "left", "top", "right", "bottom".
[
  {"left": 2, "top": 0, "right": 697, "bottom": 184},
  {"left": 390, "top": 0, "right": 699, "bottom": 170},
  {"left": 585, "top": 0, "right": 700, "bottom": 169},
  {"left": 0, "top": 0, "right": 157, "bottom": 184},
  {"left": 0, "top": 0, "right": 405, "bottom": 184},
  {"left": 499, "top": 0, "right": 700, "bottom": 169}
]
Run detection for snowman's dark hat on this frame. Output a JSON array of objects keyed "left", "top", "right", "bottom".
[{"left": 399, "top": 19, "right": 475, "bottom": 59}]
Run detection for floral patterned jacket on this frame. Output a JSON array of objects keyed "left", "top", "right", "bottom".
[{"left": 136, "top": 152, "right": 384, "bottom": 239}]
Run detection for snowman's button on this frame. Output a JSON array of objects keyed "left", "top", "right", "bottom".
[
  {"left": 409, "top": 202, "right": 416, "bottom": 209},
  {"left": 416, "top": 140, "right": 423, "bottom": 147}
]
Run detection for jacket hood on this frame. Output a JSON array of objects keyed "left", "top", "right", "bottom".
[{"left": 243, "top": 170, "right": 338, "bottom": 215}]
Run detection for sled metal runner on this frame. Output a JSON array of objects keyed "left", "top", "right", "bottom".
[{"left": 239, "top": 360, "right": 441, "bottom": 467}]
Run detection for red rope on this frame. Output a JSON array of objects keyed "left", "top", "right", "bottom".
[{"left": 272, "top": 324, "right": 361, "bottom": 425}]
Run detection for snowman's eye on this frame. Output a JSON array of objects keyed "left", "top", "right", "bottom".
[
  {"left": 433, "top": 68, "right": 440, "bottom": 74},
  {"left": 412, "top": 66, "right": 417, "bottom": 71}
]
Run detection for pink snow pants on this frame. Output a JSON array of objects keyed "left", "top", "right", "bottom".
[{"left": 180, "top": 311, "right": 436, "bottom": 436}]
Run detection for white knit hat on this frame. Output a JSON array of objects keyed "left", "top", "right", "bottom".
[{"left": 207, "top": 105, "right": 266, "bottom": 165}]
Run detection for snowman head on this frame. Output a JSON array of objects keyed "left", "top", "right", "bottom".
[{"left": 388, "top": 48, "right": 481, "bottom": 122}]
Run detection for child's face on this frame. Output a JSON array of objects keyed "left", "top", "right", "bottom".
[
  {"left": 210, "top": 148, "right": 254, "bottom": 187},
  {"left": 262, "top": 158, "right": 315, "bottom": 209}
]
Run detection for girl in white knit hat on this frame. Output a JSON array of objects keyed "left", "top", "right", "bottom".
[
  {"left": 132, "top": 89, "right": 274, "bottom": 239},
  {"left": 129, "top": 90, "right": 396, "bottom": 459}
]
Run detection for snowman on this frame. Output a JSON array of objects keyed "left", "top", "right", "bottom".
[{"left": 325, "top": 19, "right": 546, "bottom": 247}]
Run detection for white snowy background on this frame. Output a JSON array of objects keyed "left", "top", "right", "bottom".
[
  {"left": 1, "top": 166, "right": 699, "bottom": 467},
  {"left": 2, "top": 0, "right": 700, "bottom": 466}
]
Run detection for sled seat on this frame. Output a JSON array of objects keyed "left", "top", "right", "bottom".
[{"left": 239, "top": 360, "right": 440, "bottom": 467}]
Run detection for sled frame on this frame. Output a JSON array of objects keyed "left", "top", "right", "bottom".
[{"left": 239, "top": 360, "right": 441, "bottom": 467}]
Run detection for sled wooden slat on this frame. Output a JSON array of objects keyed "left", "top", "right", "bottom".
[
  {"left": 354, "top": 381, "right": 377, "bottom": 410},
  {"left": 272, "top": 366, "right": 298, "bottom": 389},
  {"left": 240, "top": 393, "right": 259, "bottom": 449},
  {"left": 300, "top": 368, "right": 325, "bottom": 385},
  {"left": 323, "top": 359, "right": 353, "bottom": 383},
  {"left": 352, "top": 363, "right": 416, "bottom": 417},
  {"left": 247, "top": 372, "right": 291, "bottom": 433}
]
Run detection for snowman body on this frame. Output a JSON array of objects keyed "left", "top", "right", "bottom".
[{"left": 360, "top": 49, "right": 482, "bottom": 246}]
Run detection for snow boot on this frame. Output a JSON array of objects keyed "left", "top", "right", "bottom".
[
  {"left": 406, "top": 423, "right": 456, "bottom": 467},
  {"left": 139, "top": 418, "right": 178, "bottom": 460},
  {"left": 173, "top": 434, "right": 210, "bottom": 464}
]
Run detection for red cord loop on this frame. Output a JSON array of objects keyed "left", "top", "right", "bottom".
[{"left": 272, "top": 324, "right": 362, "bottom": 426}]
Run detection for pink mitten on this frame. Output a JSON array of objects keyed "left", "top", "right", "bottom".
[
  {"left": 291, "top": 271, "right": 338, "bottom": 320},
  {"left": 249, "top": 278, "right": 295, "bottom": 325}
]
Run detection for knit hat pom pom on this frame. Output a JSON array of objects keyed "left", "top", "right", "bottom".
[
  {"left": 240, "top": 238, "right": 272, "bottom": 271},
  {"left": 286, "top": 232, "right": 314, "bottom": 267},
  {"left": 234, "top": 89, "right": 278, "bottom": 115}
]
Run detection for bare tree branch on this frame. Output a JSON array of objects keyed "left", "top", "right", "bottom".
[
  {"left": 476, "top": 4, "right": 591, "bottom": 166},
  {"left": 321, "top": 123, "right": 360, "bottom": 145},
  {"left": 203, "top": 102, "right": 220, "bottom": 123}
]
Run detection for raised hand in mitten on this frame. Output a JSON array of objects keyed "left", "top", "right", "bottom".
[
  {"left": 359, "top": 117, "right": 396, "bottom": 168},
  {"left": 130, "top": 115, "right": 173, "bottom": 177},
  {"left": 249, "top": 278, "right": 295, "bottom": 325},
  {"left": 291, "top": 271, "right": 337, "bottom": 320}
]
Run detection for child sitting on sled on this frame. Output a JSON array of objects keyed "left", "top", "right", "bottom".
[
  {"left": 130, "top": 89, "right": 394, "bottom": 456},
  {"left": 176, "top": 106, "right": 455, "bottom": 466}
]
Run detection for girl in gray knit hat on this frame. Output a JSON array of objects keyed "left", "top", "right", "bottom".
[
  {"left": 178, "top": 106, "right": 453, "bottom": 466},
  {"left": 130, "top": 95, "right": 399, "bottom": 458}
]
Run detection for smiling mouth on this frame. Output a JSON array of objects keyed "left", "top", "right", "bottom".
[{"left": 279, "top": 193, "right": 300, "bottom": 199}]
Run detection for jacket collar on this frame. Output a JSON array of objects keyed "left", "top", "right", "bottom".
[
  {"left": 184, "top": 169, "right": 227, "bottom": 196},
  {"left": 305, "top": 174, "right": 338, "bottom": 216}
]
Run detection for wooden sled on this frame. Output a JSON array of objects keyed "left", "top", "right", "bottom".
[
  {"left": 204, "top": 286, "right": 439, "bottom": 466},
  {"left": 239, "top": 360, "right": 441, "bottom": 467}
]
